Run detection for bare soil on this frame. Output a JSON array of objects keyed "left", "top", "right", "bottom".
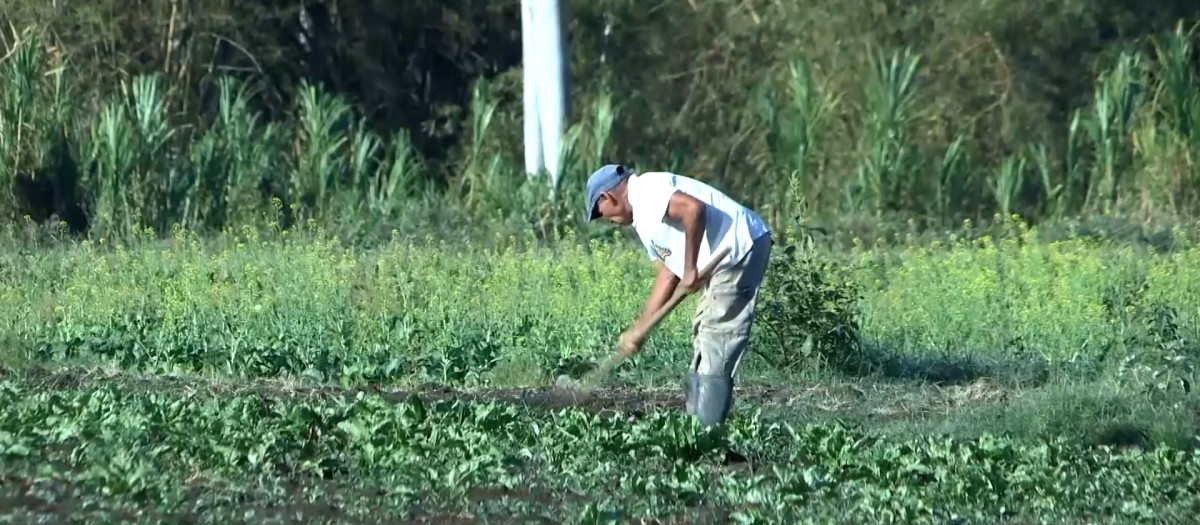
[{"left": 3, "top": 364, "right": 1013, "bottom": 421}]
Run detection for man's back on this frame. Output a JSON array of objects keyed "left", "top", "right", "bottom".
[{"left": 626, "top": 172, "right": 769, "bottom": 278}]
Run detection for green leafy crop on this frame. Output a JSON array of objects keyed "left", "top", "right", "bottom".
[{"left": 0, "top": 376, "right": 1197, "bottom": 524}]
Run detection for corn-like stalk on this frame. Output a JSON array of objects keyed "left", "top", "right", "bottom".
[
  {"left": 1030, "top": 143, "right": 1061, "bottom": 219},
  {"left": 552, "top": 122, "right": 583, "bottom": 195},
  {"left": 186, "top": 76, "right": 281, "bottom": 231},
  {"left": 131, "top": 75, "right": 177, "bottom": 228},
  {"left": 349, "top": 121, "right": 382, "bottom": 192},
  {"left": 1063, "top": 109, "right": 1087, "bottom": 213},
  {"left": 0, "top": 29, "right": 75, "bottom": 222},
  {"left": 1148, "top": 21, "right": 1200, "bottom": 213},
  {"left": 186, "top": 124, "right": 221, "bottom": 230},
  {"left": 292, "top": 81, "right": 352, "bottom": 219},
  {"left": 755, "top": 81, "right": 787, "bottom": 222},
  {"left": 785, "top": 59, "right": 838, "bottom": 218},
  {"left": 1152, "top": 21, "right": 1200, "bottom": 148},
  {"left": 218, "top": 77, "right": 278, "bottom": 227},
  {"left": 857, "top": 47, "right": 922, "bottom": 215},
  {"left": 529, "top": 90, "right": 617, "bottom": 237},
  {"left": 86, "top": 98, "right": 136, "bottom": 238},
  {"left": 367, "top": 129, "right": 423, "bottom": 219},
  {"left": 81, "top": 74, "right": 181, "bottom": 238},
  {"left": 990, "top": 152, "right": 1025, "bottom": 218},
  {"left": 588, "top": 90, "right": 616, "bottom": 169},
  {"left": 460, "top": 79, "right": 498, "bottom": 212},
  {"left": 935, "top": 134, "right": 968, "bottom": 220},
  {"left": 344, "top": 120, "right": 383, "bottom": 217},
  {"left": 756, "top": 58, "right": 837, "bottom": 222},
  {"left": 0, "top": 33, "right": 40, "bottom": 217},
  {"left": 1086, "top": 51, "right": 1146, "bottom": 214}
]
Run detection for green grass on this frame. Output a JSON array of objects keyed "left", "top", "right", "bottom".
[
  {"left": 3, "top": 218, "right": 1200, "bottom": 522},
  {"left": 5, "top": 217, "right": 1198, "bottom": 384}
]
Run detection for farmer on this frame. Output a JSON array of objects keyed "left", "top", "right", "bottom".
[{"left": 585, "top": 164, "right": 772, "bottom": 427}]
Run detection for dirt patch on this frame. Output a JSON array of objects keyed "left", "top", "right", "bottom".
[
  {"left": 940, "top": 377, "right": 1009, "bottom": 407},
  {"left": 730, "top": 378, "right": 1014, "bottom": 424},
  {"left": 4, "top": 365, "right": 1013, "bottom": 421},
  {"left": 408, "top": 383, "right": 688, "bottom": 415},
  {"left": 6, "top": 364, "right": 687, "bottom": 414}
]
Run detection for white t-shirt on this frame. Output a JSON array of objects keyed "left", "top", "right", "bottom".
[{"left": 626, "top": 172, "right": 769, "bottom": 278}]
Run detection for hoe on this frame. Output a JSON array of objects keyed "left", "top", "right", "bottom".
[{"left": 554, "top": 246, "right": 732, "bottom": 400}]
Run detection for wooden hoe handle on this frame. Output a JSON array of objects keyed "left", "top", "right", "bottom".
[
  {"left": 571, "top": 246, "right": 734, "bottom": 391},
  {"left": 627, "top": 245, "right": 733, "bottom": 341}
]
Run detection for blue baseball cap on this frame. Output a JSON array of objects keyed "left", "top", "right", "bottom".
[{"left": 585, "top": 164, "right": 629, "bottom": 221}]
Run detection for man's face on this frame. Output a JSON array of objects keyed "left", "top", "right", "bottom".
[{"left": 595, "top": 191, "right": 633, "bottom": 226}]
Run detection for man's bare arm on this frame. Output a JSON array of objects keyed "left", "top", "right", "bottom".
[
  {"left": 636, "top": 261, "right": 678, "bottom": 326},
  {"left": 664, "top": 190, "right": 706, "bottom": 288},
  {"left": 619, "top": 261, "right": 678, "bottom": 355}
]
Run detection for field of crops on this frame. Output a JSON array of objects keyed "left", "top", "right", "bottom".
[{"left": 3, "top": 219, "right": 1200, "bottom": 523}]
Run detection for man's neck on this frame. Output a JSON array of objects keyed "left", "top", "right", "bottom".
[{"left": 616, "top": 178, "right": 630, "bottom": 206}]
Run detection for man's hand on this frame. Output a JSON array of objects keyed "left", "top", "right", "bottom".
[{"left": 618, "top": 328, "right": 644, "bottom": 357}]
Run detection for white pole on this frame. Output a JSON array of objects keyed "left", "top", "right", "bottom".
[
  {"left": 520, "top": 0, "right": 543, "bottom": 180},
  {"left": 521, "top": 0, "right": 569, "bottom": 188}
]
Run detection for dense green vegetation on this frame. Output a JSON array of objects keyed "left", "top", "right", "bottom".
[
  {"left": 2, "top": 370, "right": 1198, "bottom": 524},
  {"left": 4, "top": 1, "right": 1200, "bottom": 522},
  {"left": 4, "top": 217, "right": 1200, "bottom": 389},
  {"left": 4, "top": 1, "right": 1200, "bottom": 240},
  {"left": 3, "top": 219, "right": 1200, "bottom": 521}
]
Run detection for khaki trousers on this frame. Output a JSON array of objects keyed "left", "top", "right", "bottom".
[{"left": 689, "top": 233, "right": 772, "bottom": 381}]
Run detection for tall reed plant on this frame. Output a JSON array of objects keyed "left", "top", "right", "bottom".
[
  {"left": 854, "top": 47, "right": 923, "bottom": 216},
  {"left": 757, "top": 58, "right": 839, "bottom": 225},
  {"left": 7, "top": 19, "right": 1200, "bottom": 243},
  {"left": 0, "top": 28, "right": 76, "bottom": 223}
]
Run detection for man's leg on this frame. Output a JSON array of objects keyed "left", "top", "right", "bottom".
[{"left": 685, "top": 234, "right": 772, "bottom": 427}]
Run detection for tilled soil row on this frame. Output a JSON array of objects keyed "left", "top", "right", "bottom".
[
  {"left": 2, "top": 365, "right": 790, "bottom": 415},
  {"left": 2, "top": 364, "right": 1012, "bottom": 422}
]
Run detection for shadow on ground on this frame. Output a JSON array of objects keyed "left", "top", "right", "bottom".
[{"left": 799, "top": 338, "right": 1063, "bottom": 388}]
